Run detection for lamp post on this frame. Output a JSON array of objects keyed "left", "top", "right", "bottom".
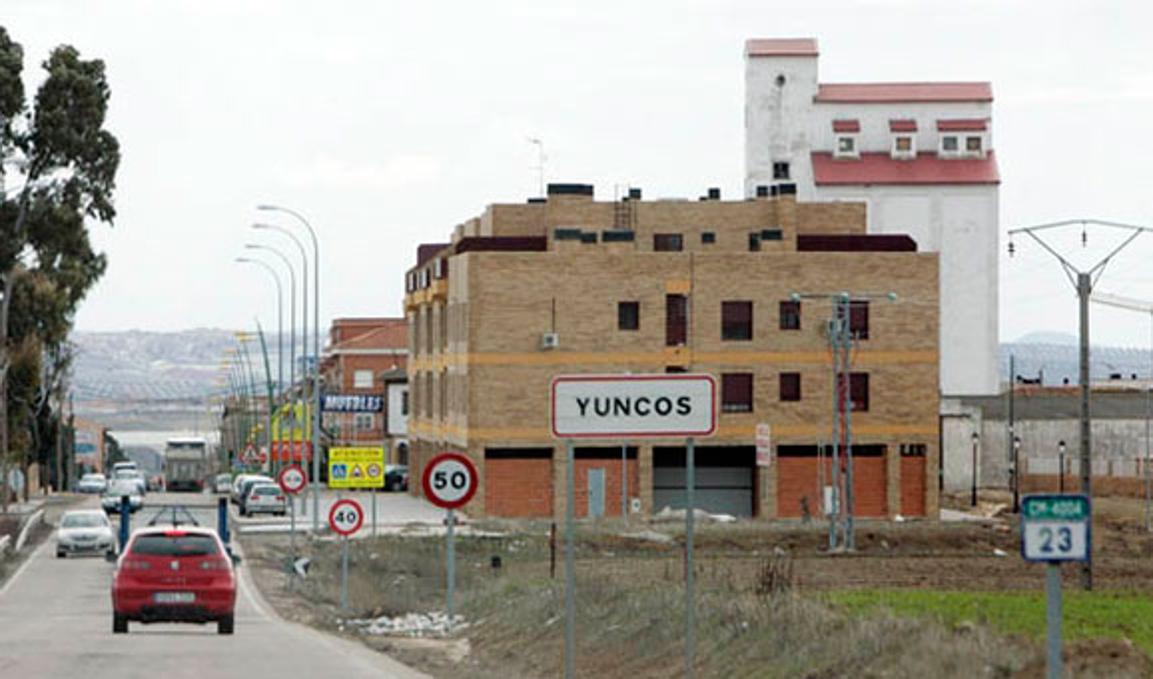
[
  {"left": 1013, "top": 435, "right": 1021, "bottom": 512},
  {"left": 971, "top": 431, "right": 980, "bottom": 507},
  {"left": 243, "top": 244, "right": 299, "bottom": 475},
  {"left": 257, "top": 205, "right": 321, "bottom": 532},
  {"left": 1059, "top": 440, "right": 1066, "bottom": 494},
  {"left": 236, "top": 257, "right": 283, "bottom": 472}
]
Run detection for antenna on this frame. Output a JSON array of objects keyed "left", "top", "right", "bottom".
[{"left": 527, "top": 137, "right": 546, "bottom": 198}]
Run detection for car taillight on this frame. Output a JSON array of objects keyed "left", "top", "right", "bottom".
[
  {"left": 123, "top": 559, "right": 151, "bottom": 570},
  {"left": 198, "top": 558, "right": 230, "bottom": 571},
  {"left": 277, "top": 496, "right": 285, "bottom": 502}
]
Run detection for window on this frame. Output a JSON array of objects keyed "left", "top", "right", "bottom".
[
  {"left": 779, "top": 373, "right": 801, "bottom": 401},
  {"left": 748, "top": 233, "right": 761, "bottom": 252},
  {"left": 901, "top": 443, "right": 927, "bottom": 457},
  {"left": 779, "top": 300, "right": 801, "bottom": 330},
  {"left": 401, "top": 389, "right": 409, "bottom": 416},
  {"left": 355, "top": 413, "right": 374, "bottom": 431},
  {"left": 721, "top": 301, "right": 753, "bottom": 341},
  {"left": 772, "top": 162, "right": 790, "bottom": 180},
  {"left": 701, "top": 232, "right": 716, "bottom": 244},
  {"left": 618, "top": 301, "right": 640, "bottom": 331},
  {"left": 849, "top": 300, "right": 869, "bottom": 339},
  {"left": 838, "top": 372, "right": 869, "bottom": 412},
  {"left": 893, "top": 135, "right": 914, "bottom": 158},
  {"left": 654, "top": 234, "right": 684, "bottom": 252},
  {"left": 941, "top": 135, "right": 959, "bottom": 153},
  {"left": 966, "top": 136, "right": 983, "bottom": 153},
  {"left": 665, "top": 294, "right": 687, "bottom": 346},
  {"left": 721, "top": 373, "right": 753, "bottom": 413},
  {"left": 353, "top": 370, "right": 373, "bottom": 389},
  {"left": 835, "top": 136, "right": 858, "bottom": 158}
]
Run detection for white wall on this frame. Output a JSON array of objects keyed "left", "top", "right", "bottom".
[
  {"left": 387, "top": 382, "right": 408, "bottom": 436},
  {"left": 744, "top": 54, "right": 818, "bottom": 197}
]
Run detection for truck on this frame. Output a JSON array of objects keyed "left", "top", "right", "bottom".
[{"left": 164, "top": 436, "right": 210, "bottom": 492}]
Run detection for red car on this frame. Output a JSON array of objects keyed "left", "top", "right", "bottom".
[{"left": 110, "top": 526, "right": 237, "bottom": 634}]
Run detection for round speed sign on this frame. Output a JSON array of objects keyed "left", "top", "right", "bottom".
[
  {"left": 422, "top": 452, "right": 478, "bottom": 510},
  {"left": 328, "top": 499, "right": 364, "bottom": 536},
  {"left": 278, "top": 464, "right": 307, "bottom": 495}
]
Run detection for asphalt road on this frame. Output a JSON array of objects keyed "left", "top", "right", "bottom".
[{"left": 0, "top": 494, "right": 427, "bottom": 679}]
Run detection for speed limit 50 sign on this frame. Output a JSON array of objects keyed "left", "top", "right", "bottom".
[
  {"left": 1021, "top": 494, "right": 1090, "bottom": 562},
  {"left": 422, "top": 452, "right": 478, "bottom": 510}
]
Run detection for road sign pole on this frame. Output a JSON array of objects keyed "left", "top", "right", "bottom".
[
  {"left": 1046, "top": 562, "right": 1063, "bottom": 679},
  {"left": 621, "top": 443, "right": 628, "bottom": 520},
  {"left": 685, "top": 437, "right": 695, "bottom": 679},
  {"left": 340, "top": 534, "right": 349, "bottom": 612},
  {"left": 564, "top": 439, "right": 576, "bottom": 679},
  {"left": 372, "top": 487, "right": 377, "bottom": 539},
  {"left": 446, "top": 508, "right": 455, "bottom": 632},
  {"left": 289, "top": 487, "right": 296, "bottom": 565}
]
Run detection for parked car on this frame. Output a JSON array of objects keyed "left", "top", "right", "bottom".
[
  {"left": 230, "top": 474, "right": 268, "bottom": 505},
  {"left": 213, "top": 474, "right": 233, "bottom": 494},
  {"left": 101, "top": 479, "right": 144, "bottom": 514},
  {"left": 76, "top": 473, "right": 108, "bottom": 494},
  {"left": 110, "top": 526, "right": 237, "bottom": 634},
  {"left": 241, "top": 483, "right": 287, "bottom": 517},
  {"left": 110, "top": 461, "right": 138, "bottom": 476},
  {"left": 234, "top": 475, "right": 274, "bottom": 511},
  {"left": 384, "top": 465, "right": 409, "bottom": 492},
  {"left": 56, "top": 510, "right": 115, "bottom": 558}
]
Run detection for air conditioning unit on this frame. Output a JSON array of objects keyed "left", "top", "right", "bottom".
[{"left": 540, "top": 332, "right": 559, "bottom": 350}]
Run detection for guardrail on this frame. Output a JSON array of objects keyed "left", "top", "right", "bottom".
[{"left": 14, "top": 509, "right": 44, "bottom": 553}]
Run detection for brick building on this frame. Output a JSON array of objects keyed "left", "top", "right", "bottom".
[
  {"left": 405, "top": 183, "right": 940, "bottom": 520},
  {"left": 320, "top": 317, "right": 409, "bottom": 464}
]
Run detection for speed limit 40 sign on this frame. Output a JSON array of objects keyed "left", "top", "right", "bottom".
[
  {"left": 1021, "top": 494, "right": 1090, "bottom": 562},
  {"left": 422, "top": 452, "right": 478, "bottom": 510},
  {"left": 329, "top": 498, "right": 365, "bottom": 537}
]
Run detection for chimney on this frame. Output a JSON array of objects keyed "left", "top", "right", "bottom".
[{"left": 707, "top": 187, "right": 721, "bottom": 200}]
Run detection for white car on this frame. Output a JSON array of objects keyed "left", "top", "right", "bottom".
[
  {"left": 56, "top": 510, "right": 116, "bottom": 558},
  {"left": 231, "top": 474, "right": 272, "bottom": 505},
  {"left": 113, "top": 469, "right": 148, "bottom": 496},
  {"left": 102, "top": 479, "right": 144, "bottom": 514},
  {"left": 77, "top": 473, "right": 108, "bottom": 494},
  {"left": 241, "top": 483, "right": 287, "bottom": 516}
]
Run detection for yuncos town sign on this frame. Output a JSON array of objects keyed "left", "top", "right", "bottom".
[{"left": 551, "top": 374, "right": 717, "bottom": 438}]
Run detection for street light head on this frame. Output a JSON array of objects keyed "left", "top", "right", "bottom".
[
  {"left": 234, "top": 257, "right": 250, "bottom": 263},
  {"left": 1059, "top": 440, "right": 1066, "bottom": 452},
  {"left": 1014, "top": 436, "right": 1021, "bottom": 449},
  {"left": 887, "top": 292, "right": 898, "bottom": 302},
  {"left": 971, "top": 431, "right": 979, "bottom": 443},
  {"left": 789, "top": 292, "right": 801, "bottom": 302},
  {"left": 256, "top": 204, "right": 277, "bottom": 212}
]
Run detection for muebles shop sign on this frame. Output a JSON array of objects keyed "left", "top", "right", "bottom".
[{"left": 551, "top": 374, "right": 716, "bottom": 439}]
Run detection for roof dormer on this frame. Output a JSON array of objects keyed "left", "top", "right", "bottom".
[
  {"left": 937, "top": 119, "right": 988, "bottom": 158},
  {"left": 889, "top": 119, "right": 917, "bottom": 160},
  {"left": 832, "top": 119, "right": 860, "bottom": 159}
]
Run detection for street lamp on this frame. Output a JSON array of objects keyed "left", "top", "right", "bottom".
[
  {"left": 1059, "top": 440, "right": 1067, "bottom": 494},
  {"left": 256, "top": 205, "right": 321, "bottom": 532},
  {"left": 1013, "top": 435, "right": 1021, "bottom": 513},
  {"left": 236, "top": 257, "right": 283, "bottom": 473},
  {"left": 971, "top": 431, "right": 980, "bottom": 507}
]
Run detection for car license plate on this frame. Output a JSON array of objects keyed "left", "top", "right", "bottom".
[{"left": 153, "top": 592, "right": 195, "bottom": 604}]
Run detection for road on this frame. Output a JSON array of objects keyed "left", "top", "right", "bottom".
[{"left": 0, "top": 493, "right": 427, "bottom": 679}]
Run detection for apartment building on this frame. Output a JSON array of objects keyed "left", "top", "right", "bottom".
[
  {"left": 320, "top": 317, "right": 409, "bottom": 464},
  {"left": 405, "top": 183, "right": 940, "bottom": 520},
  {"left": 745, "top": 38, "right": 999, "bottom": 399}
]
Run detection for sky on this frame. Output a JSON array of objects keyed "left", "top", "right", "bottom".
[{"left": 5, "top": 0, "right": 1153, "bottom": 347}]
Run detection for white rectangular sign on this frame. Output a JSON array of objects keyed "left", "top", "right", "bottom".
[
  {"left": 551, "top": 374, "right": 716, "bottom": 439},
  {"left": 1022, "top": 522, "right": 1089, "bottom": 562},
  {"left": 755, "top": 423, "right": 772, "bottom": 467}
]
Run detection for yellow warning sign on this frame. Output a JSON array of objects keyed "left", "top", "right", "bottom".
[{"left": 328, "top": 447, "right": 386, "bottom": 489}]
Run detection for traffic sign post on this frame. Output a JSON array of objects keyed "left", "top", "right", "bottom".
[
  {"left": 279, "top": 465, "right": 308, "bottom": 570},
  {"left": 328, "top": 498, "right": 364, "bottom": 612},
  {"left": 422, "top": 452, "right": 478, "bottom": 633},
  {"left": 1021, "top": 493, "right": 1091, "bottom": 679},
  {"left": 550, "top": 374, "right": 716, "bottom": 679}
]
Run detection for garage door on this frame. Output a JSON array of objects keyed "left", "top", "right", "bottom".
[
  {"left": 777, "top": 445, "right": 887, "bottom": 518},
  {"left": 653, "top": 446, "right": 754, "bottom": 518},
  {"left": 485, "top": 448, "right": 553, "bottom": 518},
  {"left": 900, "top": 446, "right": 927, "bottom": 517}
]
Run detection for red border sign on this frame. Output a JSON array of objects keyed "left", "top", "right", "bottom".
[
  {"left": 278, "top": 465, "right": 307, "bottom": 495},
  {"left": 422, "top": 452, "right": 478, "bottom": 510},
  {"left": 550, "top": 373, "right": 717, "bottom": 439},
  {"left": 328, "top": 498, "right": 365, "bottom": 536}
]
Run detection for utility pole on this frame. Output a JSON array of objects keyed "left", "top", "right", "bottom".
[
  {"left": 1009, "top": 218, "right": 1153, "bottom": 590},
  {"left": 1008, "top": 354, "right": 1015, "bottom": 510}
]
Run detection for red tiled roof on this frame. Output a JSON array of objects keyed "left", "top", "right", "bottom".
[
  {"left": 811, "top": 151, "right": 1000, "bottom": 186},
  {"left": 816, "top": 82, "right": 993, "bottom": 103},
  {"left": 889, "top": 119, "right": 918, "bottom": 132},
  {"left": 832, "top": 119, "right": 860, "bottom": 133},
  {"left": 745, "top": 38, "right": 818, "bottom": 57},
  {"left": 937, "top": 119, "right": 988, "bottom": 132}
]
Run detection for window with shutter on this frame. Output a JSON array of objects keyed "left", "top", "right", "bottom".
[
  {"left": 666, "top": 295, "right": 687, "bottom": 346},
  {"left": 779, "top": 373, "right": 801, "bottom": 401},
  {"left": 618, "top": 301, "right": 640, "bottom": 331},
  {"left": 653, "top": 234, "right": 684, "bottom": 252},
  {"left": 779, "top": 300, "right": 801, "bottom": 330},
  {"left": 722, "top": 373, "right": 753, "bottom": 412},
  {"left": 721, "top": 301, "right": 753, "bottom": 341}
]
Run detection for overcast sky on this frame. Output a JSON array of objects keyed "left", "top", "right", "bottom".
[{"left": 6, "top": 1, "right": 1153, "bottom": 347}]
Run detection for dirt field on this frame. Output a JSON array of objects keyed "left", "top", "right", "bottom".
[{"left": 240, "top": 492, "right": 1153, "bottom": 678}]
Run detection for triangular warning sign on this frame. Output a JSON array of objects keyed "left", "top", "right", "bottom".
[{"left": 351, "top": 466, "right": 364, "bottom": 478}]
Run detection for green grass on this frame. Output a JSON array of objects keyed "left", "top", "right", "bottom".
[{"left": 827, "top": 588, "right": 1153, "bottom": 654}]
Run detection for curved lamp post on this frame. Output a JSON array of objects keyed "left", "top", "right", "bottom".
[
  {"left": 257, "top": 205, "right": 321, "bottom": 531},
  {"left": 236, "top": 256, "right": 284, "bottom": 475}
]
